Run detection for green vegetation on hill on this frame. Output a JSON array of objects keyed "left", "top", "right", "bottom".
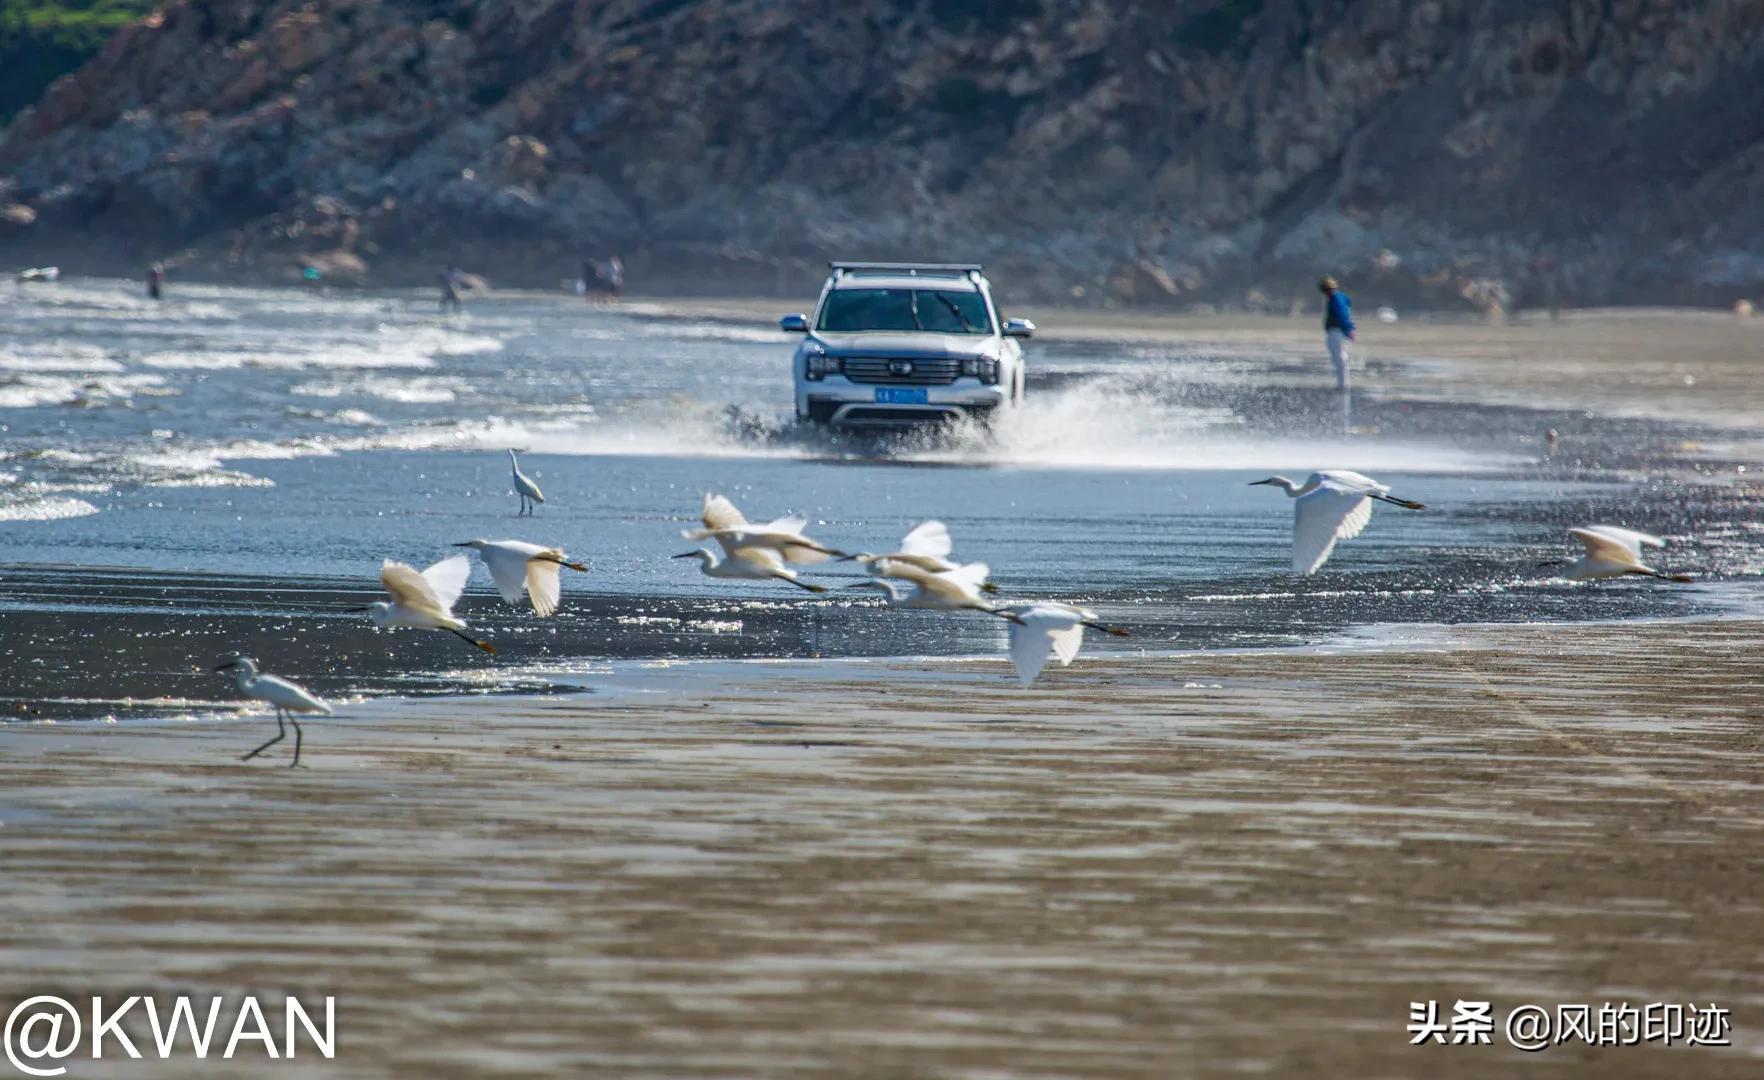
[{"left": 1, "top": 1, "right": 157, "bottom": 122}]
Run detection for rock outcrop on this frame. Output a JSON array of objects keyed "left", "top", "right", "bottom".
[{"left": 4, "top": 0, "right": 1763, "bottom": 307}]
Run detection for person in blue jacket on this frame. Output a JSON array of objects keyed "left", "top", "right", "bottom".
[{"left": 1319, "top": 275, "right": 1355, "bottom": 390}]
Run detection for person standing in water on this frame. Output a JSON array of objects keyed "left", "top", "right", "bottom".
[
  {"left": 439, "top": 264, "right": 464, "bottom": 313},
  {"left": 1319, "top": 274, "right": 1355, "bottom": 390},
  {"left": 146, "top": 261, "right": 165, "bottom": 301}
]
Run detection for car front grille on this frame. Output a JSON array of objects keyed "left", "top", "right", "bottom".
[{"left": 839, "top": 357, "right": 962, "bottom": 385}]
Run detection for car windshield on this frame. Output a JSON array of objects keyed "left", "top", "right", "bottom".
[{"left": 817, "top": 288, "right": 992, "bottom": 334}]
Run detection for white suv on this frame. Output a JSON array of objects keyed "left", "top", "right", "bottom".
[{"left": 782, "top": 263, "right": 1033, "bottom": 427}]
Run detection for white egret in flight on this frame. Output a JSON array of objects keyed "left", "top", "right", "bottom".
[
  {"left": 509, "top": 449, "right": 544, "bottom": 516},
  {"left": 996, "top": 601, "right": 1129, "bottom": 687},
  {"left": 684, "top": 492, "right": 849, "bottom": 563},
  {"left": 454, "top": 539, "right": 588, "bottom": 617},
  {"left": 674, "top": 545, "right": 830, "bottom": 593},
  {"left": 843, "top": 520, "right": 1000, "bottom": 593},
  {"left": 847, "top": 559, "right": 1010, "bottom": 618},
  {"left": 215, "top": 655, "right": 332, "bottom": 767},
  {"left": 1556, "top": 526, "right": 1693, "bottom": 582},
  {"left": 1249, "top": 470, "right": 1425, "bottom": 574},
  {"left": 362, "top": 555, "right": 496, "bottom": 652}
]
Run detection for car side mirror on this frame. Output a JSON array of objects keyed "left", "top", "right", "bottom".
[
  {"left": 779, "top": 313, "right": 809, "bottom": 333},
  {"left": 1003, "top": 317, "right": 1035, "bottom": 338}
]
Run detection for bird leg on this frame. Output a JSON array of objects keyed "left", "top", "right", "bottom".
[
  {"left": 289, "top": 717, "right": 304, "bottom": 768},
  {"left": 451, "top": 628, "right": 497, "bottom": 653},
  {"left": 778, "top": 574, "right": 829, "bottom": 594},
  {"left": 1082, "top": 620, "right": 1132, "bottom": 637},
  {"left": 1372, "top": 494, "right": 1426, "bottom": 510},
  {"left": 242, "top": 708, "right": 287, "bottom": 762}
]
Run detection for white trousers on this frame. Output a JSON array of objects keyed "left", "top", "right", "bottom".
[{"left": 1326, "top": 329, "right": 1351, "bottom": 390}]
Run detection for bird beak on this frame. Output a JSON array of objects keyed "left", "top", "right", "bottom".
[
  {"left": 1247, "top": 479, "right": 1274, "bottom": 486},
  {"left": 844, "top": 581, "right": 885, "bottom": 590},
  {"left": 671, "top": 552, "right": 700, "bottom": 559},
  {"left": 345, "top": 605, "right": 376, "bottom": 612},
  {"left": 212, "top": 661, "right": 236, "bottom": 672},
  {"left": 452, "top": 542, "right": 472, "bottom": 547}
]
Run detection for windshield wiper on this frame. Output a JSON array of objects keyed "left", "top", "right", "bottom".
[
  {"left": 933, "top": 293, "right": 974, "bottom": 332},
  {"left": 908, "top": 290, "right": 923, "bottom": 331}
]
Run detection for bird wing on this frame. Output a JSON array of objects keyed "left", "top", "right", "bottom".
[
  {"left": 1317, "top": 469, "right": 1388, "bottom": 496},
  {"left": 1007, "top": 620, "right": 1056, "bottom": 687},
  {"left": 1291, "top": 487, "right": 1373, "bottom": 574},
  {"left": 381, "top": 559, "right": 442, "bottom": 609},
  {"left": 482, "top": 545, "right": 533, "bottom": 604},
  {"left": 525, "top": 558, "right": 563, "bottom": 618},
  {"left": 1578, "top": 525, "right": 1664, "bottom": 559},
  {"left": 256, "top": 673, "right": 332, "bottom": 714},
  {"left": 524, "top": 477, "right": 544, "bottom": 502},
  {"left": 421, "top": 554, "right": 472, "bottom": 612},
  {"left": 729, "top": 544, "right": 789, "bottom": 573},
  {"left": 939, "top": 561, "right": 992, "bottom": 596},
  {"left": 701, "top": 492, "right": 748, "bottom": 530},
  {"left": 899, "top": 520, "right": 953, "bottom": 561},
  {"left": 1570, "top": 526, "right": 1656, "bottom": 563},
  {"left": 1048, "top": 622, "right": 1086, "bottom": 666}
]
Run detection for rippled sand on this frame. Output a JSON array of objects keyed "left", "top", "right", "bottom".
[{"left": 5, "top": 619, "right": 1762, "bottom": 1076}]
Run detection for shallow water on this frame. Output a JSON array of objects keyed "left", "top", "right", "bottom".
[{"left": 1, "top": 279, "right": 1759, "bottom": 718}]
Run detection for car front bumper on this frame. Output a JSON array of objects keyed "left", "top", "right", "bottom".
[{"left": 798, "top": 380, "right": 1009, "bottom": 426}]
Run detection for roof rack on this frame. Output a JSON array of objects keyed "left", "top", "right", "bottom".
[{"left": 830, "top": 261, "right": 984, "bottom": 278}]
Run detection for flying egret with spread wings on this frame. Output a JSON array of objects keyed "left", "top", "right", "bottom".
[
  {"left": 997, "top": 601, "right": 1129, "bottom": 687},
  {"left": 454, "top": 539, "right": 587, "bottom": 617},
  {"left": 215, "top": 655, "right": 333, "bottom": 767},
  {"left": 1557, "top": 525, "right": 1693, "bottom": 582},
  {"left": 684, "top": 492, "right": 849, "bottom": 563},
  {"left": 674, "top": 545, "right": 830, "bottom": 592},
  {"left": 847, "top": 559, "right": 1010, "bottom": 618},
  {"left": 509, "top": 449, "right": 544, "bottom": 515},
  {"left": 362, "top": 555, "right": 495, "bottom": 652},
  {"left": 843, "top": 520, "right": 1000, "bottom": 593},
  {"left": 1249, "top": 470, "right": 1425, "bottom": 574}
]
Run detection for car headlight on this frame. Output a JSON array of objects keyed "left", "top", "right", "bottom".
[
  {"left": 804, "top": 352, "right": 840, "bottom": 380},
  {"left": 960, "top": 357, "right": 1000, "bottom": 384}
]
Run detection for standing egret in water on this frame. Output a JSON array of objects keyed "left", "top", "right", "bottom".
[
  {"left": 843, "top": 520, "right": 999, "bottom": 593},
  {"left": 1556, "top": 526, "right": 1693, "bottom": 582},
  {"left": 214, "top": 655, "right": 332, "bottom": 767},
  {"left": 674, "top": 546, "right": 829, "bottom": 593},
  {"left": 996, "top": 602, "right": 1129, "bottom": 687},
  {"left": 1250, "top": 470, "right": 1425, "bottom": 574},
  {"left": 847, "top": 559, "right": 1009, "bottom": 618},
  {"left": 454, "top": 539, "right": 587, "bottom": 617},
  {"left": 684, "top": 492, "right": 849, "bottom": 562},
  {"left": 509, "top": 449, "right": 544, "bottom": 516},
  {"left": 363, "top": 555, "right": 495, "bottom": 652}
]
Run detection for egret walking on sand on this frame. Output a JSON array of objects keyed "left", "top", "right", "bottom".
[
  {"left": 1250, "top": 470, "right": 1425, "bottom": 574},
  {"left": 847, "top": 559, "right": 1010, "bottom": 618},
  {"left": 674, "top": 545, "right": 830, "bottom": 593},
  {"left": 509, "top": 449, "right": 544, "bottom": 516},
  {"left": 684, "top": 492, "right": 849, "bottom": 563},
  {"left": 997, "top": 602, "right": 1129, "bottom": 687},
  {"left": 454, "top": 539, "right": 588, "bottom": 617},
  {"left": 843, "top": 520, "right": 999, "bottom": 593},
  {"left": 215, "top": 655, "right": 332, "bottom": 767},
  {"left": 361, "top": 555, "right": 496, "bottom": 652},
  {"left": 1556, "top": 526, "right": 1693, "bottom": 582}
]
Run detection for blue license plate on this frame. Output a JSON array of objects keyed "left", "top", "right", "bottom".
[{"left": 875, "top": 388, "right": 928, "bottom": 405}]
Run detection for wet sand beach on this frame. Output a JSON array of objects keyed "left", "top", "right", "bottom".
[{"left": 4, "top": 618, "right": 1763, "bottom": 1077}]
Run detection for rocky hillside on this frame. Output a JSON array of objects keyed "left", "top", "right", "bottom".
[{"left": 3, "top": 0, "right": 1763, "bottom": 308}]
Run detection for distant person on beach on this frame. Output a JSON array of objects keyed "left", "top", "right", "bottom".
[
  {"left": 146, "top": 261, "right": 165, "bottom": 301},
  {"left": 439, "top": 264, "right": 464, "bottom": 313},
  {"left": 605, "top": 255, "right": 624, "bottom": 299},
  {"left": 1319, "top": 275, "right": 1354, "bottom": 390}
]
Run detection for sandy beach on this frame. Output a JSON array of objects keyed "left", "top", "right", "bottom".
[{"left": 4, "top": 618, "right": 1762, "bottom": 1077}]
